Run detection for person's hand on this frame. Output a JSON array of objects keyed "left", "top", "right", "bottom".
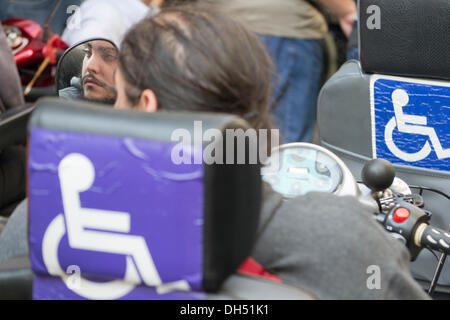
[
  {"left": 339, "top": 12, "right": 356, "bottom": 39},
  {"left": 317, "top": 0, "right": 357, "bottom": 38}
]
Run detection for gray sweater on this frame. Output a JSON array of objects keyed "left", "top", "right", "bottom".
[{"left": 253, "top": 185, "right": 431, "bottom": 299}]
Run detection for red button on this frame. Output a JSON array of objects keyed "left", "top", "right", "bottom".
[{"left": 393, "top": 207, "right": 410, "bottom": 223}]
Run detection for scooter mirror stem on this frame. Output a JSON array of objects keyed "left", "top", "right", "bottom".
[{"left": 43, "top": 0, "right": 62, "bottom": 43}]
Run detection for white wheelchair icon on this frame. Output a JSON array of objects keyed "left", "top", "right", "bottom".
[
  {"left": 384, "top": 89, "right": 450, "bottom": 162},
  {"left": 41, "top": 153, "right": 189, "bottom": 300}
]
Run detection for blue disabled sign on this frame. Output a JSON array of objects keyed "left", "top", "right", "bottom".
[{"left": 370, "top": 75, "right": 450, "bottom": 172}]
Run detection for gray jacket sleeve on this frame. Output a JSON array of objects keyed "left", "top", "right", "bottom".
[
  {"left": 0, "top": 29, "right": 24, "bottom": 111},
  {"left": 253, "top": 185, "right": 431, "bottom": 300}
]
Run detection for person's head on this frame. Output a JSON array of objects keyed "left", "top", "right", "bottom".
[
  {"left": 81, "top": 40, "right": 118, "bottom": 104},
  {"left": 114, "top": 4, "right": 274, "bottom": 131}
]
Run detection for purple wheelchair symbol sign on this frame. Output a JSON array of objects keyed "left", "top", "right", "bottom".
[{"left": 29, "top": 128, "right": 206, "bottom": 300}]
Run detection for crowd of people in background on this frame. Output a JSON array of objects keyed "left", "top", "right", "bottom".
[{"left": 0, "top": 0, "right": 359, "bottom": 144}]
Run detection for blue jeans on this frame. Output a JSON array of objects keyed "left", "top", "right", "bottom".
[
  {"left": 347, "top": 19, "right": 360, "bottom": 61},
  {"left": 0, "top": 0, "right": 83, "bottom": 35},
  {"left": 259, "top": 35, "right": 324, "bottom": 143},
  {"left": 347, "top": 46, "right": 360, "bottom": 61}
]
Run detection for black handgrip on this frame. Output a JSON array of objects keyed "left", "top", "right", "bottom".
[{"left": 416, "top": 224, "right": 450, "bottom": 254}]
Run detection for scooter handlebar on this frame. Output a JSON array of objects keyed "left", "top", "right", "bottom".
[{"left": 415, "top": 223, "right": 450, "bottom": 255}]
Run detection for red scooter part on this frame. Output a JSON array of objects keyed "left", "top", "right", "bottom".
[{"left": 2, "top": 18, "right": 68, "bottom": 93}]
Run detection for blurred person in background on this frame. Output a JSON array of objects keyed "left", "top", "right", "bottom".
[
  {"left": 0, "top": 0, "right": 83, "bottom": 36},
  {"left": 202, "top": 0, "right": 357, "bottom": 143},
  {"left": 61, "top": 0, "right": 161, "bottom": 46}
]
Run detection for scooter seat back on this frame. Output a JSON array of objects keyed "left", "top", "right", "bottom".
[
  {"left": 359, "top": 0, "right": 450, "bottom": 82},
  {"left": 27, "top": 97, "right": 263, "bottom": 300},
  {"left": 318, "top": 60, "right": 450, "bottom": 291},
  {"left": 0, "top": 104, "right": 34, "bottom": 150}
]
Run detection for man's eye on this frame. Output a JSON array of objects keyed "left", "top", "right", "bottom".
[
  {"left": 103, "top": 54, "right": 118, "bottom": 62},
  {"left": 83, "top": 48, "right": 92, "bottom": 57}
]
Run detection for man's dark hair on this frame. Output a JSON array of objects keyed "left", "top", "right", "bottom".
[{"left": 118, "top": 3, "right": 275, "bottom": 131}]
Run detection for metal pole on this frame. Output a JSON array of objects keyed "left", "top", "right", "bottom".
[{"left": 428, "top": 252, "right": 447, "bottom": 296}]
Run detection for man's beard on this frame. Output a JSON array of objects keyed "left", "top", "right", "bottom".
[
  {"left": 81, "top": 94, "right": 117, "bottom": 106},
  {"left": 81, "top": 74, "right": 117, "bottom": 105}
]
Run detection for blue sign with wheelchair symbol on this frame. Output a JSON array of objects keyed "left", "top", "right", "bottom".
[{"left": 371, "top": 76, "right": 450, "bottom": 172}]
